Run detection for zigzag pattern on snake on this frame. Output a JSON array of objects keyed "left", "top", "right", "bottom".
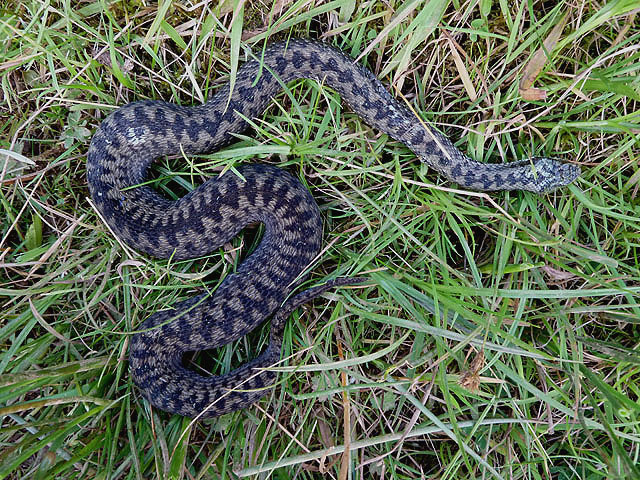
[{"left": 86, "top": 39, "right": 580, "bottom": 418}]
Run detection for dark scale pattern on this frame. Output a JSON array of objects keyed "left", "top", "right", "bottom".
[{"left": 87, "top": 39, "right": 580, "bottom": 418}]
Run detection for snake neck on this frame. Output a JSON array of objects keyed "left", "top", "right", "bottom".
[
  {"left": 233, "top": 40, "right": 579, "bottom": 193},
  {"left": 213, "top": 39, "right": 578, "bottom": 193}
]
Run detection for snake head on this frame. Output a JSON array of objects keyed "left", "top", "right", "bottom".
[{"left": 528, "top": 157, "right": 581, "bottom": 193}]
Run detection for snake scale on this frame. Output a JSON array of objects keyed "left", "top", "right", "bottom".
[{"left": 87, "top": 39, "right": 580, "bottom": 418}]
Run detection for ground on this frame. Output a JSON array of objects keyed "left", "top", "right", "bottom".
[{"left": 1, "top": 1, "right": 639, "bottom": 479}]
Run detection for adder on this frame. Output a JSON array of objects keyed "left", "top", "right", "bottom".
[{"left": 87, "top": 39, "right": 579, "bottom": 418}]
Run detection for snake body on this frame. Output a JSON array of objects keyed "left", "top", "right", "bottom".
[{"left": 87, "top": 39, "right": 579, "bottom": 418}]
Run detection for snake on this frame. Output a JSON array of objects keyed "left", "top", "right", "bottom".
[{"left": 86, "top": 38, "right": 580, "bottom": 418}]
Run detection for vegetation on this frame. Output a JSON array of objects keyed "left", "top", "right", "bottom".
[{"left": 1, "top": 0, "right": 639, "bottom": 478}]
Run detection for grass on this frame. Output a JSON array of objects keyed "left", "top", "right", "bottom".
[{"left": 1, "top": 0, "right": 639, "bottom": 478}]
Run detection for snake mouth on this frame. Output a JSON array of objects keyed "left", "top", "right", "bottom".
[
  {"left": 557, "top": 162, "right": 581, "bottom": 185},
  {"left": 530, "top": 157, "right": 581, "bottom": 193}
]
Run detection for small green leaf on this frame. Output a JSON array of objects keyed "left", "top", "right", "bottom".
[
  {"left": 25, "top": 213, "right": 42, "bottom": 251},
  {"left": 168, "top": 417, "right": 192, "bottom": 479},
  {"left": 480, "top": 0, "right": 492, "bottom": 18},
  {"left": 160, "top": 20, "right": 187, "bottom": 50}
]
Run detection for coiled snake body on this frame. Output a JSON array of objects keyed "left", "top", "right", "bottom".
[{"left": 87, "top": 39, "right": 579, "bottom": 418}]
